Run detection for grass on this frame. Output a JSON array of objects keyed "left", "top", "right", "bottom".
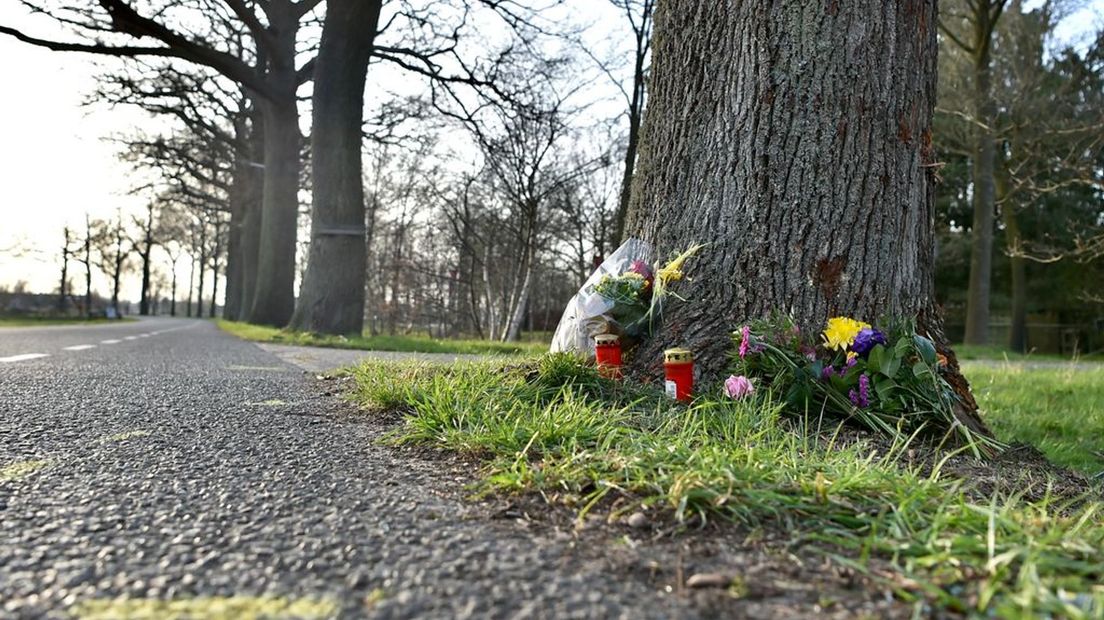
[
  {"left": 953, "top": 344, "right": 1104, "bottom": 363},
  {"left": 350, "top": 354, "right": 1104, "bottom": 618},
  {"left": 217, "top": 320, "right": 548, "bottom": 356},
  {"left": 964, "top": 362, "right": 1104, "bottom": 474},
  {"left": 0, "top": 316, "right": 130, "bottom": 327}
]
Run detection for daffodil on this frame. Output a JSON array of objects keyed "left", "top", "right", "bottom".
[{"left": 822, "top": 316, "right": 870, "bottom": 351}]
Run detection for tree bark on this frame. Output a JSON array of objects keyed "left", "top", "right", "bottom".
[
  {"left": 625, "top": 1, "right": 946, "bottom": 373},
  {"left": 246, "top": 4, "right": 302, "bottom": 327},
  {"left": 290, "top": 0, "right": 383, "bottom": 334}
]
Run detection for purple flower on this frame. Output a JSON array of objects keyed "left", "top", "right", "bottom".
[
  {"left": 738, "top": 325, "right": 751, "bottom": 359},
  {"left": 849, "top": 374, "right": 871, "bottom": 408},
  {"left": 821, "top": 365, "right": 836, "bottom": 381},
  {"left": 800, "top": 345, "right": 817, "bottom": 361},
  {"left": 724, "top": 375, "right": 755, "bottom": 399},
  {"left": 851, "top": 327, "right": 887, "bottom": 356}
]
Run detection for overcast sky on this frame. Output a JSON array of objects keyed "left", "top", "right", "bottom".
[{"left": 0, "top": 1, "right": 1100, "bottom": 303}]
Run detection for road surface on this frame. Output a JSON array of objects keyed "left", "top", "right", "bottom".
[
  {"left": 0, "top": 318, "right": 684, "bottom": 618},
  {"left": 1, "top": 317, "right": 904, "bottom": 619}
]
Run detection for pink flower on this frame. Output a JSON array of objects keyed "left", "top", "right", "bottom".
[
  {"left": 724, "top": 375, "right": 755, "bottom": 399},
  {"left": 738, "top": 325, "right": 751, "bottom": 358}
]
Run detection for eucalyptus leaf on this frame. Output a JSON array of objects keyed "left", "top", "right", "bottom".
[{"left": 913, "top": 335, "right": 937, "bottom": 365}]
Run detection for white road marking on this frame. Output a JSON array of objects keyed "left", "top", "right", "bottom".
[
  {"left": 138, "top": 334, "right": 151, "bottom": 338},
  {"left": 124, "top": 336, "right": 138, "bottom": 341},
  {"left": 0, "top": 353, "right": 49, "bottom": 363},
  {"left": 101, "top": 339, "right": 122, "bottom": 344},
  {"left": 63, "top": 344, "right": 96, "bottom": 351}
]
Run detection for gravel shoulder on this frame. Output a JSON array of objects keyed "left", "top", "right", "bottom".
[{"left": 2, "top": 320, "right": 907, "bottom": 618}]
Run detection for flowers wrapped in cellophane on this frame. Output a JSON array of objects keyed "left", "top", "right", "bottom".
[{"left": 550, "top": 239, "right": 703, "bottom": 355}]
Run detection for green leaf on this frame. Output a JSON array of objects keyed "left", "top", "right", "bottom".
[
  {"left": 894, "top": 337, "right": 912, "bottom": 358},
  {"left": 874, "top": 377, "right": 899, "bottom": 401},
  {"left": 912, "top": 361, "right": 933, "bottom": 379},
  {"left": 867, "top": 345, "right": 885, "bottom": 374},
  {"left": 913, "top": 335, "right": 937, "bottom": 365},
  {"left": 880, "top": 351, "right": 902, "bottom": 379}
]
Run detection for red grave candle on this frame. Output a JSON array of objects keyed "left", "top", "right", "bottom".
[
  {"left": 663, "top": 348, "right": 693, "bottom": 402},
  {"left": 594, "top": 334, "right": 623, "bottom": 379}
]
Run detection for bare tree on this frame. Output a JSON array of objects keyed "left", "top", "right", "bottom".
[{"left": 0, "top": 0, "right": 321, "bottom": 326}]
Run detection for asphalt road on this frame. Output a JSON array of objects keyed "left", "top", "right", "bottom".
[{"left": 1, "top": 317, "right": 701, "bottom": 619}]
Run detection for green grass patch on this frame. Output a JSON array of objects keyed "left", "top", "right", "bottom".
[
  {"left": 351, "top": 354, "right": 1104, "bottom": 617},
  {"left": 217, "top": 319, "right": 548, "bottom": 356},
  {"left": 964, "top": 362, "right": 1104, "bottom": 474},
  {"left": 0, "top": 316, "right": 132, "bottom": 327},
  {"left": 953, "top": 344, "right": 1103, "bottom": 363}
]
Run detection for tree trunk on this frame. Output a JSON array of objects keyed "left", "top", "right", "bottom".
[
  {"left": 196, "top": 224, "right": 207, "bottom": 319},
  {"left": 223, "top": 116, "right": 249, "bottom": 322},
  {"left": 625, "top": 1, "right": 945, "bottom": 374},
  {"left": 1005, "top": 207, "right": 1028, "bottom": 353},
  {"left": 186, "top": 252, "right": 195, "bottom": 318},
  {"left": 139, "top": 203, "right": 154, "bottom": 316},
  {"left": 84, "top": 215, "right": 92, "bottom": 318},
  {"left": 247, "top": 4, "right": 302, "bottom": 327},
  {"left": 963, "top": 20, "right": 997, "bottom": 346},
  {"left": 239, "top": 110, "right": 265, "bottom": 320},
  {"left": 290, "top": 0, "right": 383, "bottom": 334},
  {"left": 58, "top": 227, "right": 70, "bottom": 314},
  {"left": 209, "top": 220, "right": 222, "bottom": 318},
  {"left": 613, "top": 23, "right": 649, "bottom": 246},
  {"left": 170, "top": 265, "right": 177, "bottom": 317}
]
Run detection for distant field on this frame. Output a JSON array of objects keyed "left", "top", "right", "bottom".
[
  {"left": 0, "top": 316, "right": 131, "bottom": 327},
  {"left": 953, "top": 343, "right": 1103, "bottom": 362},
  {"left": 217, "top": 320, "right": 549, "bottom": 356},
  {"left": 963, "top": 362, "right": 1104, "bottom": 473}
]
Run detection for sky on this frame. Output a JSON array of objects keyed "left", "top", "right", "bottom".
[{"left": 0, "top": 0, "right": 1101, "bottom": 303}]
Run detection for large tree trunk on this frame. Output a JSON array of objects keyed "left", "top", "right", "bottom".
[
  {"left": 963, "top": 18, "right": 997, "bottom": 346},
  {"left": 223, "top": 116, "right": 249, "bottom": 322},
  {"left": 239, "top": 110, "right": 265, "bottom": 320},
  {"left": 625, "top": 1, "right": 945, "bottom": 374},
  {"left": 247, "top": 5, "right": 302, "bottom": 327},
  {"left": 290, "top": 0, "right": 383, "bottom": 334}
]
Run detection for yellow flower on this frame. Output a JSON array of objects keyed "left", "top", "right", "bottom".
[
  {"left": 846, "top": 351, "right": 858, "bottom": 363},
  {"left": 657, "top": 243, "right": 706, "bottom": 285},
  {"left": 822, "top": 317, "right": 870, "bottom": 351}
]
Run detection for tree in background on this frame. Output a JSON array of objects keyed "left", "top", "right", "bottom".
[
  {"left": 0, "top": 0, "right": 320, "bottom": 326},
  {"left": 90, "top": 214, "right": 133, "bottom": 317},
  {"left": 936, "top": 4, "right": 1104, "bottom": 352}
]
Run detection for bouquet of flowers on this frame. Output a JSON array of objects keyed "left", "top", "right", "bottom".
[
  {"left": 549, "top": 240, "right": 704, "bottom": 354},
  {"left": 727, "top": 315, "right": 1001, "bottom": 456}
]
